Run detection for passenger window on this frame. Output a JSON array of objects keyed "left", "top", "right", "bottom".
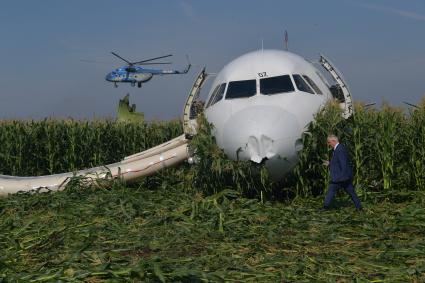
[
  {"left": 210, "top": 83, "right": 226, "bottom": 106},
  {"left": 260, "top": 75, "right": 294, "bottom": 95},
  {"left": 225, "top": 79, "right": 256, "bottom": 99},
  {"left": 303, "top": 75, "right": 323, "bottom": 94},
  {"left": 293, "top": 74, "right": 314, "bottom": 94}
]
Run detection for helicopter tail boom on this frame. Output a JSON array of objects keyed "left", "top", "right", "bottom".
[{"left": 180, "top": 63, "right": 192, "bottom": 74}]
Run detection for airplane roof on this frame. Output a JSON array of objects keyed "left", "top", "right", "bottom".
[{"left": 214, "top": 49, "right": 315, "bottom": 83}]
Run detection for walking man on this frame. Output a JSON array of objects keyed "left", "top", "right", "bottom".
[{"left": 323, "top": 135, "right": 362, "bottom": 210}]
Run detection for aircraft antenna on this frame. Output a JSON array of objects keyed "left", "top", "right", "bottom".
[{"left": 284, "top": 30, "right": 289, "bottom": 51}]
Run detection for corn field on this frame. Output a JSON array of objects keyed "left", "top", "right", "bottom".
[
  {"left": 0, "top": 100, "right": 424, "bottom": 199},
  {"left": 0, "top": 101, "right": 424, "bottom": 198},
  {"left": 294, "top": 100, "right": 425, "bottom": 199},
  {"left": 0, "top": 119, "right": 182, "bottom": 176},
  {"left": 1, "top": 101, "right": 425, "bottom": 281}
]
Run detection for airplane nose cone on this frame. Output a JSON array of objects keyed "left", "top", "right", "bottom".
[
  {"left": 105, "top": 73, "right": 113, "bottom": 81},
  {"left": 220, "top": 105, "right": 302, "bottom": 178}
]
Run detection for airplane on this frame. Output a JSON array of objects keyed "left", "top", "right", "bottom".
[
  {"left": 202, "top": 49, "right": 353, "bottom": 180},
  {"left": 0, "top": 48, "right": 352, "bottom": 195},
  {"left": 105, "top": 52, "right": 191, "bottom": 88}
]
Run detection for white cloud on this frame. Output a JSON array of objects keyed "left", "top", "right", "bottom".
[
  {"left": 179, "top": 1, "right": 196, "bottom": 20},
  {"left": 358, "top": 2, "right": 425, "bottom": 22}
]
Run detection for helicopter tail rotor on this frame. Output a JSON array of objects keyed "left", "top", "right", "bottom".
[{"left": 180, "top": 55, "right": 192, "bottom": 73}]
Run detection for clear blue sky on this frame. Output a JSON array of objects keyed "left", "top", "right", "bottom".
[{"left": 0, "top": 0, "right": 424, "bottom": 120}]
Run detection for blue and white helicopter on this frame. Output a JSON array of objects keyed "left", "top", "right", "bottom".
[{"left": 105, "top": 52, "right": 191, "bottom": 88}]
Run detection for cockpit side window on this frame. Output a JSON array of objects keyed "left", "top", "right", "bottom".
[
  {"left": 210, "top": 83, "right": 226, "bottom": 106},
  {"left": 302, "top": 75, "right": 323, "bottom": 95},
  {"left": 293, "top": 74, "right": 314, "bottom": 94},
  {"left": 315, "top": 71, "right": 329, "bottom": 88},
  {"left": 260, "top": 75, "right": 294, "bottom": 95},
  {"left": 225, "top": 79, "right": 256, "bottom": 99},
  {"left": 206, "top": 84, "right": 221, "bottom": 108}
]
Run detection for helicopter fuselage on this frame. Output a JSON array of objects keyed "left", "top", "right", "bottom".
[
  {"left": 105, "top": 67, "right": 155, "bottom": 84},
  {"left": 105, "top": 64, "right": 191, "bottom": 87}
]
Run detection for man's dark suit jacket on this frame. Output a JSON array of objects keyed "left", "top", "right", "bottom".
[{"left": 330, "top": 144, "right": 353, "bottom": 183}]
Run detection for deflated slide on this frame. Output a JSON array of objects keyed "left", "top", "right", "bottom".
[
  {"left": 0, "top": 135, "right": 189, "bottom": 196},
  {"left": 0, "top": 69, "right": 209, "bottom": 197}
]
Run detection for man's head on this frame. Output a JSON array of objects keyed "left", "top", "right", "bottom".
[{"left": 327, "top": 134, "right": 339, "bottom": 148}]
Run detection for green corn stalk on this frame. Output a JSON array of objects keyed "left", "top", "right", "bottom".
[
  {"left": 406, "top": 100, "right": 425, "bottom": 189},
  {"left": 375, "top": 105, "right": 402, "bottom": 191},
  {"left": 350, "top": 103, "right": 378, "bottom": 198},
  {"left": 293, "top": 101, "right": 343, "bottom": 198},
  {"left": 64, "top": 120, "right": 77, "bottom": 172}
]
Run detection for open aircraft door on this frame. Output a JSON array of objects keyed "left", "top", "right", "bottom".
[
  {"left": 182, "top": 67, "right": 209, "bottom": 137},
  {"left": 319, "top": 55, "right": 354, "bottom": 119}
]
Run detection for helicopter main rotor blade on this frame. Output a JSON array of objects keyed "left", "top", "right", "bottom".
[
  {"left": 111, "top": 52, "right": 132, "bottom": 65},
  {"left": 403, "top": 101, "right": 419, "bottom": 109},
  {"left": 133, "top": 54, "right": 173, "bottom": 64},
  {"left": 80, "top": 59, "right": 110, "bottom": 64},
  {"left": 138, "top": 62, "right": 172, "bottom": 65}
]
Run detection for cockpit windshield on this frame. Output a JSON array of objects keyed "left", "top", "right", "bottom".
[
  {"left": 260, "top": 75, "right": 294, "bottom": 95},
  {"left": 225, "top": 79, "right": 256, "bottom": 99}
]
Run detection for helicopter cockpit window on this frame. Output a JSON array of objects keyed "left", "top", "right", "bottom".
[
  {"left": 293, "top": 74, "right": 314, "bottom": 94},
  {"left": 302, "top": 75, "right": 323, "bottom": 95},
  {"left": 260, "top": 75, "right": 294, "bottom": 95},
  {"left": 225, "top": 79, "right": 256, "bottom": 99}
]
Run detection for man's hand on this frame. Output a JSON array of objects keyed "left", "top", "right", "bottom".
[{"left": 322, "top": 160, "right": 330, "bottom": 166}]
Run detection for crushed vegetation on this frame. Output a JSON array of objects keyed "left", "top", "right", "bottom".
[{"left": 1, "top": 181, "right": 425, "bottom": 282}]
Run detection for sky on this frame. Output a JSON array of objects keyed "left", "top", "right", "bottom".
[{"left": 0, "top": 0, "right": 424, "bottom": 120}]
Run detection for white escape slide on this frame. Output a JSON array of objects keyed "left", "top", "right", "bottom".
[{"left": 0, "top": 69, "right": 208, "bottom": 196}]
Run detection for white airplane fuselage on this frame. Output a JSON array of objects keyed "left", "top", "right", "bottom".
[{"left": 204, "top": 50, "right": 333, "bottom": 179}]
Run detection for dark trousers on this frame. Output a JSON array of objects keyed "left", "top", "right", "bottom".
[{"left": 324, "top": 180, "right": 362, "bottom": 209}]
